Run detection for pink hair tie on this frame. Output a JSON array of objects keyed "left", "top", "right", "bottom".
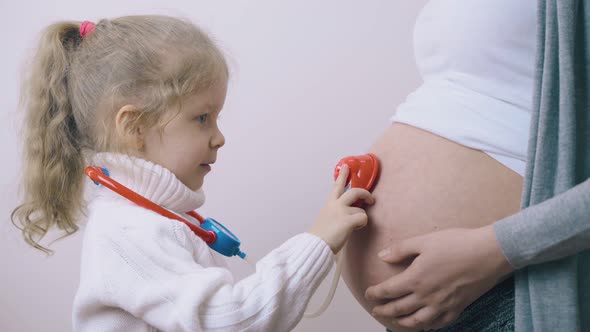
[{"left": 79, "top": 21, "right": 96, "bottom": 39}]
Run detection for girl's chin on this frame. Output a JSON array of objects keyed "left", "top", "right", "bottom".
[
  {"left": 189, "top": 181, "right": 204, "bottom": 191},
  {"left": 181, "top": 175, "right": 204, "bottom": 191}
]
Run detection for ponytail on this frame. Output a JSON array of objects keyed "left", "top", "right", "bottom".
[{"left": 12, "top": 22, "right": 85, "bottom": 254}]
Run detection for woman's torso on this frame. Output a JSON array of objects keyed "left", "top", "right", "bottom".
[
  {"left": 393, "top": 0, "right": 537, "bottom": 176},
  {"left": 343, "top": 124, "right": 523, "bottom": 330},
  {"left": 341, "top": 0, "right": 537, "bottom": 330}
]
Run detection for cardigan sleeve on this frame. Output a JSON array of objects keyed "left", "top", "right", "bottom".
[{"left": 494, "top": 178, "right": 590, "bottom": 269}]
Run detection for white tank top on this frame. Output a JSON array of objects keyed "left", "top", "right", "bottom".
[{"left": 392, "top": 0, "right": 537, "bottom": 176}]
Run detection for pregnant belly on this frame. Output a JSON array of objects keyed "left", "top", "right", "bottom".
[{"left": 341, "top": 123, "right": 523, "bottom": 331}]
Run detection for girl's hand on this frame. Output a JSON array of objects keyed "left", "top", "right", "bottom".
[
  {"left": 365, "top": 226, "right": 514, "bottom": 330},
  {"left": 310, "top": 164, "right": 375, "bottom": 254}
]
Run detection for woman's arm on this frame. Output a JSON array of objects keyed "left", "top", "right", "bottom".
[{"left": 494, "top": 177, "right": 590, "bottom": 268}]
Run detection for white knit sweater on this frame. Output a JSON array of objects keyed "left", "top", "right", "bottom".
[{"left": 72, "top": 153, "right": 335, "bottom": 331}]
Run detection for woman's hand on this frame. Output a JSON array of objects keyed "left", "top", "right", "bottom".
[
  {"left": 310, "top": 164, "right": 375, "bottom": 254},
  {"left": 365, "top": 225, "right": 514, "bottom": 330}
]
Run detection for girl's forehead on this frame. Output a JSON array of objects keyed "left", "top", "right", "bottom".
[
  {"left": 183, "top": 82, "right": 227, "bottom": 110},
  {"left": 196, "top": 80, "right": 227, "bottom": 100}
]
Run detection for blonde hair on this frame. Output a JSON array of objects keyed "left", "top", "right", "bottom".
[{"left": 12, "top": 15, "right": 228, "bottom": 253}]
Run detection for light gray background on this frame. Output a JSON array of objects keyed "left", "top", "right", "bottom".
[{"left": 0, "top": 1, "right": 426, "bottom": 330}]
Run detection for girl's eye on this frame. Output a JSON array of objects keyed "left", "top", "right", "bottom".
[{"left": 196, "top": 114, "right": 209, "bottom": 123}]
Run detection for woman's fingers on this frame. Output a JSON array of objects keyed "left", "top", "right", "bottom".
[
  {"left": 395, "top": 306, "right": 440, "bottom": 329},
  {"left": 377, "top": 236, "right": 422, "bottom": 264},
  {"left": 371, "top": 293, "right": 423, "bottom": 318},
  {"left": 365, "top": 269, "right": 415, "bottom": 301}
]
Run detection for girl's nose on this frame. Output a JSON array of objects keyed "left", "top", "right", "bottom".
[{"left": 211, "top": 128, "right": 225, "bottom": 149}]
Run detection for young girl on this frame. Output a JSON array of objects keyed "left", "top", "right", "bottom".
[{"left": 12, "top": 16, "right": 374, "bottom": 331}]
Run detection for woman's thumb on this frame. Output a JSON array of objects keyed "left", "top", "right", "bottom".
[{"left": 377, "top": 237, "right": 421, "bottom": 263}]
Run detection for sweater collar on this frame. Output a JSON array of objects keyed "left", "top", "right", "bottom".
[{"left": 90, "top": 153, "right": 205, "bottom": 212}]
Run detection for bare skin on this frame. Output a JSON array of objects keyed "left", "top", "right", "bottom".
[{"left": 341, "top": 123, "right": 523, "bottom": 331}]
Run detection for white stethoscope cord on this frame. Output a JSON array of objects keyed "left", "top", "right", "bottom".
[{"left": 303, "top": 246, "right": 345, "bottom": 318}]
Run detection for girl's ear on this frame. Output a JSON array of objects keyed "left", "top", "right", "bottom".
[{"left": 115, "top": 105, "right": 145, "bottom": 151}]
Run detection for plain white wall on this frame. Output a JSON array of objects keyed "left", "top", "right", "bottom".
[{"left": 0, "top": 1, "right": 427, "bottom": 330}]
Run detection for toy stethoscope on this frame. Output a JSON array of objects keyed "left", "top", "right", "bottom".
[
  {"left": 85, "top": 153, "right": 380, "bottom": 317},
  {"left": 305, "top": 153, "right": 380, "bottom": 318},
  {"left": 85, "top": 166, "right": 247, "bottom": 259}
]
